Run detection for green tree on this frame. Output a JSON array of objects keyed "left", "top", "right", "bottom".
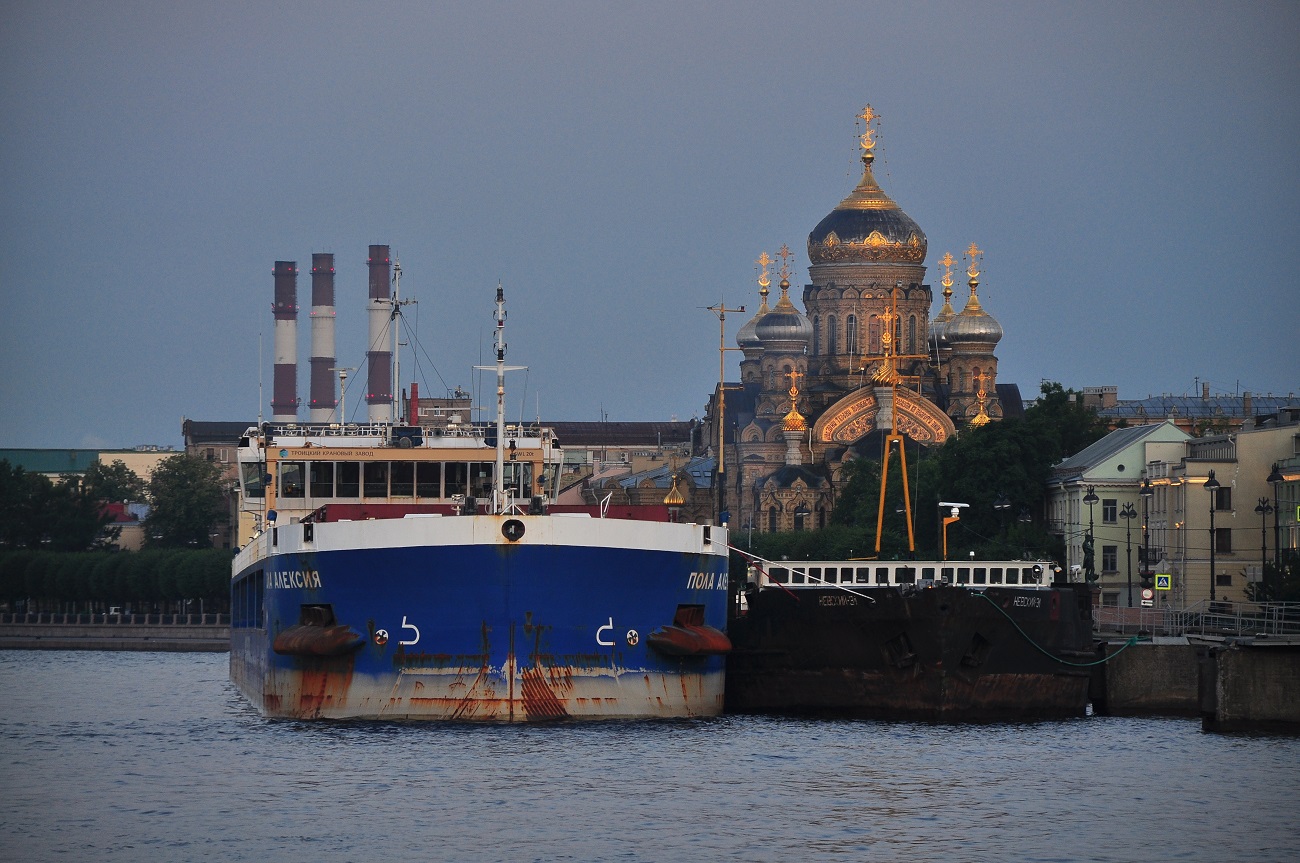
[
  {"left": 0, "top": 460, "right": 112, "bottom": 552},
  {"left": 1247, "top": 550, "right": 1300, "bottom": 603},
  {"left": 82, "top": 459, "right": 146, "bottom": 504},
  {"left": 143, "top": 454, "right": 228, "bottom": 548}
]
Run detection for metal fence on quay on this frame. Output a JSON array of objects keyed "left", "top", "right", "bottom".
[{"left": 1095, "top": 601, "right": 1300, "bottom": 639}]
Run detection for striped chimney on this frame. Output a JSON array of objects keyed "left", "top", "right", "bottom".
[
  {"left": 308, "top": 253, "right": 337, "bottom": 422},
  {"left": 270, "top": 261, "right": 299, "bottom": 422},
  {"left": 366, "top": 244, "right": 393, "bottom": 422}
]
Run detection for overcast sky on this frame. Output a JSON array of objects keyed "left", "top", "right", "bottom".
[{"left": 2, "top": 1, "right": 1296, "bottom": 450}]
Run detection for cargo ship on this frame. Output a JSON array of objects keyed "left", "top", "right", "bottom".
[
  {"left": 229, "top": 285, "right": 730, "bottom": 720},
  {"left": 725, "top": 556, "right": 1097, "bottom": 722}
]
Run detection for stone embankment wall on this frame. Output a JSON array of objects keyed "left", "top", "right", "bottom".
[
  {"left": 1093, "top": 637, "right": 1300, "bottom": 733},
  {"left": 0, "top": 613, "right": 228, "bottom": 651},
  {"left": 1200, "top": 641, "right": 1300, "bottom": 733}
]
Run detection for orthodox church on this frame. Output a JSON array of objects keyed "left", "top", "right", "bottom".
[{"left": 706, "top": 105, "right": 1019, "bottom": 533}]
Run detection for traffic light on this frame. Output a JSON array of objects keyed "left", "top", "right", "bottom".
[{"left": 1140, "top": 572, "right": 1153, "bottom": 589}]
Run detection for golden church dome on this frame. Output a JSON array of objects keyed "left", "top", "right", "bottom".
[{"left": 807, "top": 106, "right": 927, "bottom": 266}]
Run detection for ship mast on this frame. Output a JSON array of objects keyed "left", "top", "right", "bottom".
[{"left": 477, "top": 282, "right": 526, "bottom": 514}]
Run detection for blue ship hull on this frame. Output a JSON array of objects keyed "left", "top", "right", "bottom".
[{"left": 230, "top": 514, "right": 730, "bottom": 720}]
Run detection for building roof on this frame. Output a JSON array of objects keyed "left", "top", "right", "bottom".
[
  {"left": 606, "top": 456, "right": 716, "bottom": 491},
  {"left": 545, "top": 421, "right": 697, "bottom": 449},
  {"left": 1098, "top": 395, "right": 1299, "bottom": 422},
  {"left": 1052, "top": 421, "right": 1185, "bottom": 480},
  {"left": 0, "top": 448, "right": 100, "bottom": 476},
  {"left": 182, "top": 420, "right": 254, "bottom": 446}
]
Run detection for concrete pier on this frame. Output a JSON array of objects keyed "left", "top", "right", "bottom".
[
  {"left": 1200, "top": 639, "right": 1300, "bottom": 733},
  {"left": 1091, "top": 638, "right": 1202, "bottom": 716}
]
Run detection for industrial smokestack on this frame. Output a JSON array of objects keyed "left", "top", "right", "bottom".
[
  {"left": 308, "top": 253, "right": 337, "bottom": 422},
  {"left": 271, "top": 261, "right": 299, "bottom": 422},
  {"left": 366, "top": 244, "right": 393, "bottom": 422}
]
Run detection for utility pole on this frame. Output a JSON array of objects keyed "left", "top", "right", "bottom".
[{"left": 707, "top": 299, "right": 745, "bottom": 525}]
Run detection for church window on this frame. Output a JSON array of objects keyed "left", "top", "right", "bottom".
[
  {"left": 869, "top": 319, "right": 881, "bottom": 354},
  {"left": 827, "top": 315, "right": 838, "bottom": 355},
  {"left": 794, "top": 505, "right": 809, "bottom": 532},
  {"left": 908, "top": 316, "right": 917, "bottom": 354},
  {"left": 960, "top": 369, "right": 969, "bottom": 392},
  {"left": 846, "top": 315, "right": 858, "bottom": 359},
  {"left": 812, "top": 316, "right": 821, "bottom": 355},
  {"left": 768, "top": 507, "right": 777, "bottom": 533}
]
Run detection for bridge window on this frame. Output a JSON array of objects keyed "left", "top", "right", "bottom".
[
  {"left": 856, "top": 567, "right": 870, "bottom": 584},
  {"left": 363, "top": 462, "right": 388, "bottom": 497},
  {"left": 445, "top": 463, "right": 468, "bottom": 497},
  {"left": 973, "top": 567, "right": 987, "bottom": 585},
  {"left": 770, "top": 567, "right": 789, "bottom": 584},
  {"left": 941, "top": 567, "right": 954, "bottom": 583},
  {"left": 416, "top": 462, "right": 441, "bottom": 497},
  {"left": 309, "top": 462, "right": 334, "bottom": 498},
  {"left": 990, "top": 567, "right": 1003, "bottom": 584},
  {"left": 337, "top": 462, "right": 360, "bottom": 497},
  {"left": 791, "top": 567, "right": 806, "bottom": 585},
  {"left": 896, "top": 566, "right": 916, "bottom": 584},
  {"left": 391, "top": 461, "right": 415, "bottom": 497},
  {"left": 876, "top": 567, "right": 890, "bottom": 584},
  {"left": 240, "top": 461, "right": 266, "bottom": 499},
  {"left": 921, "top": 567, "right": 936, "bottom": 580},
  {"left": 956, "top": 567, "right": 970, "bottom": 584},
  {"left": 279, "top": 462, "right": 304, "bottom": 498},
  {"left": 1006, "top": 567, "right": 1020, "bottom": 584}
]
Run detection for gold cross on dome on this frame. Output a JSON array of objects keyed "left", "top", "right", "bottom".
[
  {"left": 778, "top": 244, "right": 793, "bottom": 282},
  {"left": 756, "top": 251, "right": 772, "bottom": 288}
]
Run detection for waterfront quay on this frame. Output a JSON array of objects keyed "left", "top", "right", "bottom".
[{"left": 0, "top": 612, "right": 228, "bottom": 652}]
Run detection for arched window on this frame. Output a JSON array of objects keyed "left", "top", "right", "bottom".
[
  {"left": 812, "top": 316, "right": 821, "bottom": 355},
  {"left": 908, "top": 315, "right": 917, "bottom": 354},
  {"left": 960, "top": 368, "right": 969, "bottom": 392},
  {"left": 868, "top": 318, "right": 881, "bottom": 355},
  {"left": 846, "top": 315, "right": 858, "bottom": 359},
  {"left": 827, "top": 315, "right": 838, "bottom": 355},
  {"left": 794, "top": 505, "right": 809, "bottom": 532},
  {"left": 768, "top": 506, "right": 778, "bottom": 533}
]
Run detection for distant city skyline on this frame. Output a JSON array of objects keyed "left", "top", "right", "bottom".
[{"left": 1, "top": 2, "right": 1296, "bottom": 449}]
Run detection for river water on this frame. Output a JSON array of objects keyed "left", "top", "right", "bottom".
[{"left": 0, "top": 651, "right": 1297, "bottom": 863}]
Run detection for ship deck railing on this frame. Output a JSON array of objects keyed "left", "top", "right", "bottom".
[{"left": 252, "top": 420, "right": 552, "bottom": 442}]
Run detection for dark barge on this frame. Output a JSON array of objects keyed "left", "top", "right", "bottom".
[{"left": 725, "top": 558, "right": 1098, "bottom": 722}]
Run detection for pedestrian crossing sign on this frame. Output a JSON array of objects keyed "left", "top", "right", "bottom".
[{"left": 1155, "top": 573, "right": 1172, "bottom": 591}]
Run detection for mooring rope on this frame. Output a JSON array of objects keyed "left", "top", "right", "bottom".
[{"left": 975, "top": 590, "right": 1138, "bottom": 667}]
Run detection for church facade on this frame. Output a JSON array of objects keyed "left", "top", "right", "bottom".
[{"left": 706, "top": 106, "right": 1018, "bottom": 533}]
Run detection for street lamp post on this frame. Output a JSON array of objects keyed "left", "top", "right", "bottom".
[
  {"left": 1139, "top": 478, "right": 1154, "bottom": 590},
  {"left": 1267, "top": 463, "right": 1284, "bottom": 571},
  {"left": 1083, "top": 485, "right": 1098, "bottom": 582},
  {"left": 1255, "top": 497, "right": 1274, "bottom": 584},
  {"left": 1205, "top": 470, "right": 1220, "bottom": 603},
  {"left": 1120, "top": 502, "right": 1136, "bottom": 607}
]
